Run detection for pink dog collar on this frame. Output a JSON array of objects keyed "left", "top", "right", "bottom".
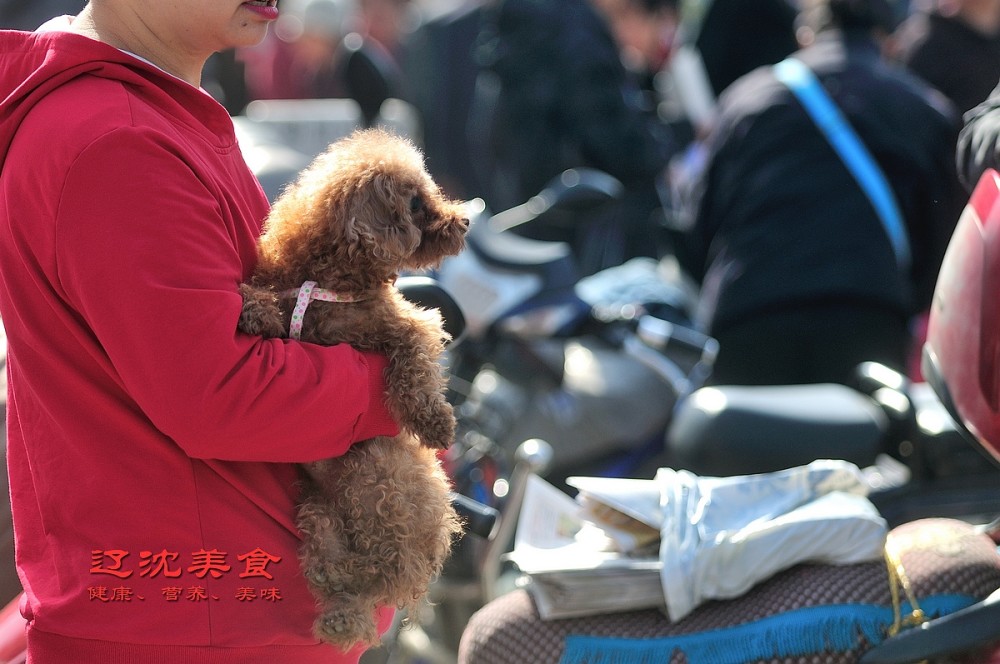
[{"left": 280, "top": 280, "right": 360, "bottom": 340}]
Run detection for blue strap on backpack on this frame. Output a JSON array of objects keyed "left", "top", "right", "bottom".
[{"left": 773, "top": 57, "right": 911, "bottom": 272}]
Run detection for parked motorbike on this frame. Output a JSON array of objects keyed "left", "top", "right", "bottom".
[
  {"left": 436, "top": 168, "right": 718, "bottom": 491},
  {"left": 382, "top": 168, "right": 1000, "bottom": 664},
  {"left": 435, "top": 163, "right": 1000, "bottom": 540},
  {"left": 398, "top": 170, "right": 708, "bottom": 654},
  {"left": 438, "top": 373, "right": 1000, "bottom": 664},
  {"left": 406, "top": 384, "right": 1000, "bottom": 664},
  {"left": 444, "top": 170, "right": 1000, "bottom": 664}
]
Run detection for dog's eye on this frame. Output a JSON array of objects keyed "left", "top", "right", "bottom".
[{"left": 410, "top": 195, "right": 423, "bottom": 214}]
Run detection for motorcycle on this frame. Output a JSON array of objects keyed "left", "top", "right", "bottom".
[
  {"left": 382, "top": 168, "right": 1000, "bottom": 664},
  {"left": 444, "top": 368, "right": 1000, "bottom": 664},
  {"left": 434, "top": 164, "right": 1000, "bottom": 537},
  {"left": 454, "top": 500, "right": 1000, "bottom": 664},
  {"left": 436, "top": 167, "right": 718, "bottom": 492},
  {"left": 442, "top": 163, "right": 1000, "bottom": 662}
]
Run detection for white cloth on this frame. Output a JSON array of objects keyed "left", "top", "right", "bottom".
[{"left": 657, "top": 459, "right": 887, "bottom": 621}]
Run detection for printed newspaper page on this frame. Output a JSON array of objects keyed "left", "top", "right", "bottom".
[{"left": 506, "top": 475, "right": 664, "bottom": 619}]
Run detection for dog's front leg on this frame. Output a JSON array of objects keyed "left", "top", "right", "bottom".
[
  {"left": 238, "top": 283, "right": 288, "bottom": 339},
  {"left": 380, "top": 328, "right": 455, "bottom": 450}
]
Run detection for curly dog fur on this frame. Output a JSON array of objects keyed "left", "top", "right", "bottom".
[{"left": 237, "top": 128, "right": 468, "bottom": 650}]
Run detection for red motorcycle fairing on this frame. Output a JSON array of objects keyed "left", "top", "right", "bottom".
[{"left": 924, "top": 168, "right": 1000, "bottom": 464}]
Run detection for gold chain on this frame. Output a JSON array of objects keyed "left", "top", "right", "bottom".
[{"left": 884, "top": 537, "right": 927, "bottom": 637}]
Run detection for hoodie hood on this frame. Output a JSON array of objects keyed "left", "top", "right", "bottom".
[{"left": 0, "top": 19, "right": 236, "bottom": 173}]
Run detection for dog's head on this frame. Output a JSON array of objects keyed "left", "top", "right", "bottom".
[{"left": 264, "top": 128, "right": 469, "bottom": 285}]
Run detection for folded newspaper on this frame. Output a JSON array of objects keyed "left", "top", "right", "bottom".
[
  {"left": 505, "top": 474, "right": 665, "bottom": 619},
  {"left": 506, "top": 460, "right": 888, "bottom": 621}
]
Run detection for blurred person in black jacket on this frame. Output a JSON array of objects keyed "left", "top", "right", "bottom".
[
  {"left": 466, "top": 0, "right": 681, "bottom": 273},
  {"left": 402, "top": 1, "right": 486, "bottom": 199},
  {"left": 683, "top": 0, "right": 800, "bottom": 98},
  {"left": 676, "top": 0, "right": 963, "bottom": 386},
  {"left": 892, "top": 0, "right": 1000, "bottom": 116}
]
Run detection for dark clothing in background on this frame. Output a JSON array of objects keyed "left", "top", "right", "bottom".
[
  {"left": 477, "top": 0, "right": 674, "bottom": 209},
  {"left": 678, "top": 31, "right": 961, "bottom": 384},
  {"left": 694, "top": 0, "right": 799, "bottom": 98},
  {"left": 894, "top": 10, "right": 1000, "bottom": 115},
  {"left": 0, "top": 0, "right": 83, "bottom": 30},
  {"left": 958, "top": 80, "right": 1000, "bottom": 190},
  {"left": 710, "top": 303, "right": 909, "bottom": 386},
  {"left": 470, "top": 0, "right": 677, "bottom": 272},
  {"left": 324, "top": 38, "right": 403, "bottom": 127},
  {"left": 204, "top": 50, "right": 251, "bottom": 115},
  {"left": 403, "top": 3, "right": 486, "bottom": 200},
  {"left": 255, "top": 35, "right": 402, "bottom": 127}
]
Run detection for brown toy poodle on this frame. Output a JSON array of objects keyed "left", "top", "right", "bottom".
[{"left": 238, "top": 128, "right": 469, "bottom": 650}]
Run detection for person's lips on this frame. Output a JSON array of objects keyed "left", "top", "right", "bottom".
[{"left": 242, "top": 0, "right": 279, "bottom": 18}]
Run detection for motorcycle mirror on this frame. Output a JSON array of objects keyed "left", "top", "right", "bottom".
[
  {"left": 489, "top": 168, "right": 624, "bottom": 232},
  {"left": 396, "top": 276, "right": 467, "bottom": 344}
]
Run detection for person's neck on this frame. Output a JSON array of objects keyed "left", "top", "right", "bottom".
[{"left": 72, "top": 5, "right": 204, "bottom": 87}]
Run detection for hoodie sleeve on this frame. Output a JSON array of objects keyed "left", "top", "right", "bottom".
[{"left": 52, "top": 126, "right": 399, "bottom": 463}]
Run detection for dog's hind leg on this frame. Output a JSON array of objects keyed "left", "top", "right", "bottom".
[
  {"left": 298, "top": 438, "right": 461, "bottom": 650},
  {"left": 296, "top": 480, "right": 382, "bottom": 650}
]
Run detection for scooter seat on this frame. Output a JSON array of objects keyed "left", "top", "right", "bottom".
[
  {"left": 459, "top": 518, "right": 1000, "bottom": 664},
  {"left": 467, "top": 218, "right": 575, "bottom": 272},
  {"left": 666, "top": 383, "right": 888, "bottom": 476}
]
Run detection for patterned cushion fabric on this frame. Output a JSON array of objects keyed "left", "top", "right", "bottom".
[{"left": 458, "top": 518, "right": 1000, "bottom": 664}]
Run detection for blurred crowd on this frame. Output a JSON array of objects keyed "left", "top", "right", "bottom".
[
  {"left": 2, "top": 1, "right": 999, "bottom": 387},
  {"left": 4, "top": 4, "right": 995, "bottom": 182},
  {"left": 0, "top": 2, "right": 996, "bottom": 404},
  {"left": 7, "top": 1, "right": 993, "bottom": 180}
]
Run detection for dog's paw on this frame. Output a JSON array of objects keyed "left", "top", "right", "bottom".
[
  {"left": 315, "top": 606, "right": 379, "bottom": 651},
  {"left": 416, "top": 401, "right": 456, "bottom": 450},
  {"left": 238, "top": 283, "right": 287, "bottom": 339}
]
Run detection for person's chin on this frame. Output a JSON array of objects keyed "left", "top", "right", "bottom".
[{"left": 227, "top": 22, "right": 274, "bottom": 50}]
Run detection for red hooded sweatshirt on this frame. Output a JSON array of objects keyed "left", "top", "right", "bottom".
[{"left": 0, "top": 18, "right": 398, "bottom": 664}]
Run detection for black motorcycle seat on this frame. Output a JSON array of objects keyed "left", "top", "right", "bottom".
[{"left": 666, "top": 383, "right": 888, "bottom": 476}]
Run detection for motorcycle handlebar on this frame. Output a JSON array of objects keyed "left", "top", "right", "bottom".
[{"left": 451, "top": 492, "right": 500, "bottom": 540}]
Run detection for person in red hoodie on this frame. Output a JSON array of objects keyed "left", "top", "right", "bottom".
[{"left": 0, "top": 1, "right": 405, "bottom": 662}]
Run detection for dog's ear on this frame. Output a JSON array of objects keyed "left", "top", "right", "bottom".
[
  {"left": 339, "top": 213, "right": 372, "bottom": 261},
  {"left": 341, "top": 172, "right": 422, "bottom": 266}
]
